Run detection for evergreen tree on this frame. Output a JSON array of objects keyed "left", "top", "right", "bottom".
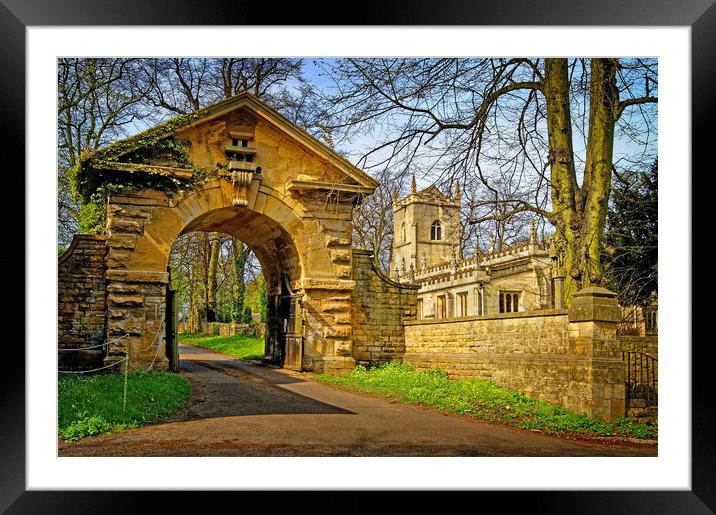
[{"left": 603, "top": 160, "right": 658, "bottom": 307}]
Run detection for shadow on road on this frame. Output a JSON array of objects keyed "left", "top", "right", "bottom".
[{"left": 171, "top": 344, "right": 354, "bottom": 420}]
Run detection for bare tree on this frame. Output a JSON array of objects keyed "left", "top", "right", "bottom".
[
  {"left": 321, "top": 58, "right": 657, "bottom": 303},
  {"left": 57, "top": 58, "right": 149, "bottom": 245},
  {"left": 352, "top": 168, "right": 400, "bottom": 272}
]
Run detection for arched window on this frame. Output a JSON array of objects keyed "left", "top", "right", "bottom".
[
  {"left": 401, "top": 222, "right": 406, "bottom": 243},
  {"left": 430, "top": 220, "right": 442, "bottom": 240}
]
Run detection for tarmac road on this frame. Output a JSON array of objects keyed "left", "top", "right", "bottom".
[{"left": 58, "top": 344, "right": 657, "bottom": 457}]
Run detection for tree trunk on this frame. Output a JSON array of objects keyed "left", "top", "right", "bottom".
[
  {"left": 187, "top": 267, "right": 196, "bottom": 333},
  {"left": 543, "top": 58, "right": 581, "bottom": 302},
  {"left": 232, "top": 238, "right": 249, "bottom": 323},
  {"left": 206, "top": 233, "right": 219, "bottom": 322},
  {"left": 582, "top": 58, "right": 619, "bottom": 286},
  {"left": 543, "top": 58, "right": 619, "bottom": 304}
]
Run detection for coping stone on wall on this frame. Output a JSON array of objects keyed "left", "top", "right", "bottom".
[{"left": 568, "top": 286, "right": 621, "bottom": 323}]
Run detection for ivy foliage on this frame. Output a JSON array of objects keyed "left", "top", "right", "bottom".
[{"left": 69, "top": 109, "right": 217, "bottom": 233}]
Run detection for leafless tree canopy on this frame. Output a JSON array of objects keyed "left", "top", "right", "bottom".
[
  {"left": 58, "top": 57, "right": 658, "bottom": 308},
  {"left": 319, "top": 58, "right": 657, "bottom": 297}
]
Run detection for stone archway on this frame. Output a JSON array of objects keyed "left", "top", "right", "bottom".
[{"left": 87, "top": 93, "right": 379, "bottom": 374}]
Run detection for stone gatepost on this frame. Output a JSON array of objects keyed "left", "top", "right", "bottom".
[
  {"left": 301, "top": 279, "right": 357, "bottom": 374},
  {"left": 104, "top": 270, "right": 169, "bottom": 371},
  {"left": 567, "top": 286, "right": 625, "bottom": 421}
]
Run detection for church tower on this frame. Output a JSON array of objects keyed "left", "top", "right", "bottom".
[{"left": 391, "top": 178, "right": 461, "bottom": 279}]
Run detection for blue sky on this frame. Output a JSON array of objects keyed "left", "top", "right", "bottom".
[{"left": 123, "top": 57, "right": 657, "bottom": 191}]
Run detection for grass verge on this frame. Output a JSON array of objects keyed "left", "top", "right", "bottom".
[
  {"left": 313, "top": 362, "right": 656, "bottom": 439},
  {"left": 179, "top": 332, "right": 264, "bottom": 360},
  {"left": 58, "top": 371, "right": 191, "bottom": 442}
]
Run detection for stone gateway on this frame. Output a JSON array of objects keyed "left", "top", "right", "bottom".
[{"left": 62, "top": 92, "right": 389, "bottom": 374}]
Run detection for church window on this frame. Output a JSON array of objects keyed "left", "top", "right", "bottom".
[
  {"left": 436, "top": 295, "right": 446, "bottom": 319},
  {"left": 401, "top": 222, "right": 406, "bottom": 243},
  {"left": 644, "top": 307, "right": 658, "bottom": 335},
  {"left": 430, "top": 220, "right": 442, "bottom": 240},
  {"left": 499, "top": 291, "right": 520, "bottom": 313},
  {"left": 457, "top": 292, "right": 468, "bottom": 317}
]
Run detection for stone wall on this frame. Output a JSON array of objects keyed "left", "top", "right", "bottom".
[
  {"left": 58, "top": 234, "right": 107, "bottom": 370},
  {"left": 351, "top": 249, "right": 419, "bottom": 364},
  {"left": 198, "top": 321, "right": 266, "bottom": 339},
  {"left": 403, "top": 287, "right": 626, "bottom": 421},
  {"left": 617, "top": 335, "right": 658, "bottom": 360}
]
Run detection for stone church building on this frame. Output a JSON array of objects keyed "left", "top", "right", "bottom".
[{"left": 391, "top": 182, "right": 555, "bottom": 320}]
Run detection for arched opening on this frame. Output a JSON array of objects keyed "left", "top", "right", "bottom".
[{"left": 165, "top": 205, "right": 304, "bottom": 371}]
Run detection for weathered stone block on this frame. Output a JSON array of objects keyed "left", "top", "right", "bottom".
[
  {"left": 106, "top": 283, "right": 141, "bottom": 294},
  {"left": 107, "top": 234, "right": 138, "bottom": 249},
  {"left": 109, "top": 218, "right": 144, "bottom": 234},
  {"left": 108, "top": 295, "right": 144, "bottom": 307},
  {"left": 568, "top": 287, "right": 621, "bottom": 323},
  {"left": 324, "top": 324, "right": 352, "bottom": 339},
  {"left": 106, "top": 270, "right": 170, "bottom": 283},
  {"left": 336, "top": 265, "right": 353, "bottom": 278},
  {"left": 325, "top": 235, "right": 352, "bottom": 247},
  {"left": 108, "top": 204, "right": 153, "bottom": 220},
  {"left": 330, "top": 248, "right": 352, "bottom": 264}
]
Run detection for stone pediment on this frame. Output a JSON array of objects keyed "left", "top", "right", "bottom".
[{"left": 77, "top": 92, "right": 378, "bottom": 201}]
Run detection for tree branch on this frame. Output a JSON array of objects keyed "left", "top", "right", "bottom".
[
  {"left": 468, "top": 200, "right": 555, "bottom": 225},
  {"left": 617, "top": 96, "right": 658, "bottom": 119}
]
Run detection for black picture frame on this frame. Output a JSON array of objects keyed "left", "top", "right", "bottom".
[{"left": 3, "top": 1, "right": 713, "bottom": 512}]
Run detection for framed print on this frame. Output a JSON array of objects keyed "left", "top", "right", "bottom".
[{"left": 4, "top": 0, "right": 714, "bottom": 512}]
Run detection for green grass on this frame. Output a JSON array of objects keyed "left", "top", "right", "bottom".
[
  {"left": 58, "top": 371, "right": 191, "bottom": 442},
  {"left": 313, "top": 362, "right": 657, "bottom": 439},
  {"left": 179, "top": 332, "right": 265, "bottom": 360}
]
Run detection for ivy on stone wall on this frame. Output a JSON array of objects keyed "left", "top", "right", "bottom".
[{"left": 69, "top": 112, "right": 214, "bottom": 234}]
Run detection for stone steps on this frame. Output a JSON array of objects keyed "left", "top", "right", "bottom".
[{"left": 626, "top": 404, "right": 658, "bottom": 424}]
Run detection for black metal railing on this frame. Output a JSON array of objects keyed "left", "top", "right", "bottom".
[{"left": 623, "top": 351, "right": 658, "bottom": 410}]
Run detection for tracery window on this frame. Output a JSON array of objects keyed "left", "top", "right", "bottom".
[{"left": 430, "top": 220, "right": 442, "bottom": 240}]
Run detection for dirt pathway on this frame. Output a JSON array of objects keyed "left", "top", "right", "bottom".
[{"left": 58, "top": 344, "right": 657, "bottom": 457}]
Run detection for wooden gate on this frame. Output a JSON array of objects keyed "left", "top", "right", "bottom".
[
  {"left": 166, "top": 282, "right": 179, "bottom": 372},
  {"left": 283, "top": 293, "right": 303, "bottom": 370}
]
